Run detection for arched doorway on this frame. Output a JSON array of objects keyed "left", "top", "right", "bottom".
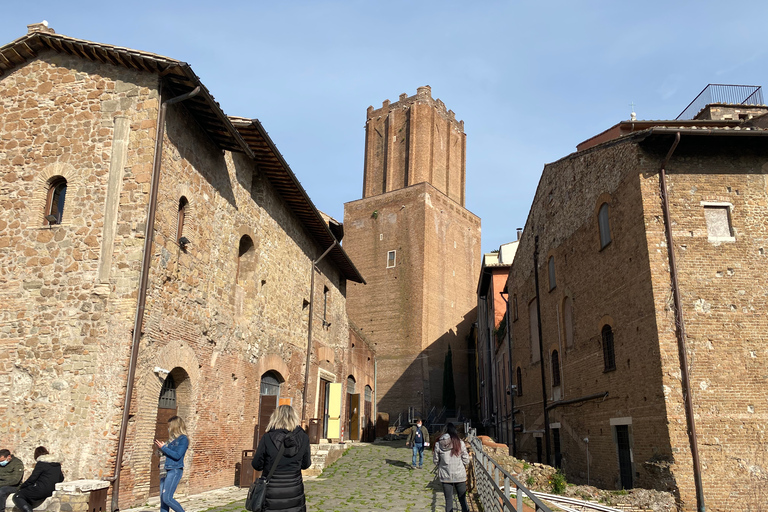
[
  {"left": 363, "top": 385, "right": 373, "bottom": 441},
  {"left": 257, "top": 371, "right": 283, "bottom": 446},
  {"left": 346, "top": 376, "right": 360, "bottom": 441},
  {"left": 149, "top": 368, "right": 192, "bottom": 497}
]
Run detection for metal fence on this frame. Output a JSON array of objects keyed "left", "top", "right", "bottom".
[
  {"left": 467, "top": 430, "right": 553, "bottom": 512},
  {"left": 677, "top": 84, "right": 764, "bottom": 120}
]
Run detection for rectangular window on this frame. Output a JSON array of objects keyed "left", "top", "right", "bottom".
[
  {"left": 704, "top": 205, "right": 734, "bottom": 241},
  {"left": 387, "top": 250, "right": 396, "bottom": 268}
]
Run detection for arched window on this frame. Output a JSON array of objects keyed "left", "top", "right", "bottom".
[
  {"left": 548, "top": 256, "right": 556, "bottom": 290},
  {"left": 602, "top": 324, "right": 616, "bottom": 372},
  {"left": 516, "top": 367, "right": 523, "bottom": 396},
  {"left": 237, "top": 235, "right": 256, "bottom": 284},
  {"left": 260, "top": 371, "right": 282, "bottom": 396},
  {"left": 364, "top": 385, "right": 372, "bottom": 402},
  {"left": 551, "top": 350, "right": 561, "bottom": 387},
  {"left": 177, "top": 196, "right": 188, "bottom": 241},
  {"left": 563, "top": 297, "right": 574, "bottom": 348},
  {"left": 45, "top": 177, "right": 67, "bottom": 225},
  {"left": 347, "top": 375, "right": 356, "bottom": 395},
  {"left": 598, "top": 203, "right": 611, "bottom": 248}
]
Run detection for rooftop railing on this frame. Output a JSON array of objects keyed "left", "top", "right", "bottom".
[{"left": 677, "top": 84, "right": 763, "bottom": 120}]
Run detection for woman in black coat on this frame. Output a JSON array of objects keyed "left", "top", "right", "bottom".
[
  {"left": 13, "top": 447, "right": 64, "bottom": 512},
  {"left": 252, "top": 405, "right": 311, "bottom": 512}
]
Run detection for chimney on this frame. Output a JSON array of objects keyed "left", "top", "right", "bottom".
[
  {"left": 516, "top": 228, "right": 523, "bottom": 240},
  {"left": 27, "top": 21, "right": 55, "bottom": 34}
]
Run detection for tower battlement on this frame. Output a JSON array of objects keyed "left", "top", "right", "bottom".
[
  {"left": 362, "top": 86, "right": 467, "bottom": 205},
  {"left": 366, "top": 85, "right": 464, "bottom": 132}
]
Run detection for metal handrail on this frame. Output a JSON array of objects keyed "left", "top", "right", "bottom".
[
  {"left": 676, "top": 84, "right": 763, "bottom": 120},
  {"left": 467, "top": 429, "right": 553, "bottom": 512}
]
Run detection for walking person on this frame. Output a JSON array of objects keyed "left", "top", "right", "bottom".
[
  {"left": 0, "top": 449, "right": 24, "bottom": 512},
  {"left": 154, "top": 416, "right": 189, "bottom": 512},
  {"left": 252, "top": 405, "right": 311, "bottom": 512},
  {"left": 12, "top": 447, "right": 63, "bottom": 512},
  {"left": 405, "top": 418, "right": 429, "bottom": 469},
  {"left": 433, "top": 423, "right": 470, "bottom": 512}
]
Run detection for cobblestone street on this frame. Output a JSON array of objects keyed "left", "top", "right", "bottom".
[
  {"left": 304, "top": 440, "right": 474, "bottom": 512},
  {"left": 121, "top": 440, "right": 477, "bottom": 512}
]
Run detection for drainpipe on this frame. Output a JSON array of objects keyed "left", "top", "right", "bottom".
[
  {"left": 111, "top": 85, "right": 201, "bottom": 512},
  {"left": 658, "top": 132, "right": 705, "bottom": 512},
  {"left": 499, "top": 290, "right": 516, "bottom": 456},
  {"left": 301, "top": 240, "right": 339, "bottom": 425},
  {"left": 533, "top": 235, "right": 551, "bottom": 465}
]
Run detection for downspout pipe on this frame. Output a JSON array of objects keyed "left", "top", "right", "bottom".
[
  {"left": 301, "top": 240, "right": 339, "bottom": 424},
  {"left": 658, "top": 132, "right": 705, "bottom": 512},
  {"left": 111, "top": 85, "right": 201, "bottom": 512},
  {"left": 499, "top": 290, "right": 516, "bottom": 456},
  {"left": 533, "top": 235, "right": 551, "bottom": 465}
]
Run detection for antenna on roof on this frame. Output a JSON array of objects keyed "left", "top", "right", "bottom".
[{"left": 630, "top": 101, "right": 637, "bottom": 121}]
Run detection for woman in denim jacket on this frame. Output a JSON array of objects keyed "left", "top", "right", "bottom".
[{"left": 154, "top": 416, "right": 189, "bottom": 512}]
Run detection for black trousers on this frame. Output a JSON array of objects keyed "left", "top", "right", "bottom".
[
  {"left": 442, "top": 481, "right": 469, "bottom": 512},
  {"left": 0, "top": 486, "right": 18, "bottom": 512}
]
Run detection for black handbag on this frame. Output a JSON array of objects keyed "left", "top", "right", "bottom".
[{"left": 245, "top": 441, "right": 286, "bottom": 512}]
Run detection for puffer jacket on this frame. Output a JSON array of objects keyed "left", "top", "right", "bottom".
[
  {"left": 432, "top": 433, "right": 469, "bottom": 483},
  {"left": 16, "top": 455, "right": 64, "bottom": 502},
  {"left": 252, "top": 427, "right": 311, "bottom": 512}
]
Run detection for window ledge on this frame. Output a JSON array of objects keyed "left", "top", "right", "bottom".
[{"left": 708, "top": 236, "right": 735, "bottom": 243}]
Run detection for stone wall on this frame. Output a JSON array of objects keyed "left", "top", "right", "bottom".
[
  {"left": 504, "top": 133, "right": 768, "bottom": 511},
  {"left": 0, "top": 49, "right": 357, "bottom": 508}
]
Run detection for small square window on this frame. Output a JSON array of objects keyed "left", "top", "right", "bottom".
[
  {"left": 387, "top": 250, "right": 396, "bottom": 268},
  {"left": 704, "top": 206, "right": 733, "bottom": 241}
]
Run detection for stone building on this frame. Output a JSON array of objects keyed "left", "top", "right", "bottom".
[
  {"left": 0, "top": 23, "right": 370, "bottom": 508},
  {"left": 343, "top": 87, "right": 481, "bottom": 423},
  {"left": 503, "top": 88, "right": 768, "bottom": 510}
]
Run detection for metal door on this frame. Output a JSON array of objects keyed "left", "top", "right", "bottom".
[{"left": 616, "top": 425, "right": 633, "bottom": 489}]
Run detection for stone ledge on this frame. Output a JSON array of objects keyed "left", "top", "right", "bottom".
[{"left": 55, "top": 480, "right": 110, "bottom": 493}]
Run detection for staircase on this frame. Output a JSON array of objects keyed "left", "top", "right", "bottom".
[{"left": 303, "top": 442, "right": 350, "bottom": 477}]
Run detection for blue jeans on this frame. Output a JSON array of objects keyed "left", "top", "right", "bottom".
[
  {"left": 411, "top": 443, "right": 424, "bottom": 467},
  {"left": 160, "top": 468, "right": 185, "bottom": 512}
]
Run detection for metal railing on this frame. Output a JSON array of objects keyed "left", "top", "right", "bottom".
[
  {"left": 677, "top": 84, "right": 764, "bottom": 120},
  {"left": 467, "top": 430, "right": 553, "bottom": 512}
]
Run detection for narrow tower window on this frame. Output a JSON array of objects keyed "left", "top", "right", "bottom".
[
  {"left": 551, "top": 350, "right": 561, "bottom": 387},
  {"left": 548, "top": 256, "right": 556, "bottom": 291},
  {"left": 387, "top": 250, "right": 396, "bottom": 268},
  {"left": 516, "top": 367, "right": 523, "bottom": 396}
]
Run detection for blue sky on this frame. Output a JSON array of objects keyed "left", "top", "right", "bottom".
[{"left": 3, "top": 1, "right": 767, "bottom": 253}]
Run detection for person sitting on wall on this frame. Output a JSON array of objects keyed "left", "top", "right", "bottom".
[
  {"left": 0, "top": 449, "right": 25, "bottom": 512},
  {"left": 405, "top": 418, "right": 429, "bottom": 469},
  {"left": 12, "top": 447, "right": 63, "bottom": 512}
]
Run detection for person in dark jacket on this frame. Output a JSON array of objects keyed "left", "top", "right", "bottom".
[
  {"left": 405, "top": 418, "right": 429, "bottom": 469},
  {"left": 154, "top": 416, "right": 189, "bottom": 512},
  {"left": 0, "top": 449, "right": 25, "bottom": 512},
  {"left": 12, "top": 447, "right": 63, "bottom": 512},
  {"left": 252, "top": 405, "right": 311, "bottom": 512}
]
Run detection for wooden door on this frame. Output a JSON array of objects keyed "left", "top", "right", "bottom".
[
  {"left": 149, "top": 407, "right": 177, "bottom": 496},
  {"left": 327, "top": 383, "right": 342, "bottom": 439},
  {"left": 318, "top": 379, "right": 330, "bottom": 438},
  {"left": 257, "top": 395, "right": 278, "bottom": 446},
  {"left": 363, "top": 399, "right": 373, "bottom": 441},
  {"left": 348, "top": 394, "right": 360, "bottom": 441}
]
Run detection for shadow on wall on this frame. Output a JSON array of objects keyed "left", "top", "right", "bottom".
[{"left": 375, "top": 307, "right": 477, "bottom": 427}]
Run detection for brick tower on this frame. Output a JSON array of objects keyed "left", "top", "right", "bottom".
[{"left": 344, "top": 86, "right": 481, "bottom": 421}]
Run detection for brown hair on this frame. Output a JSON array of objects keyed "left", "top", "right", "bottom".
[{"left": 34, "top": 446, "right": 49, "bottom": 460}]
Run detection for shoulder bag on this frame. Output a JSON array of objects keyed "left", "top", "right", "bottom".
[{"left": 245, "top": 441, "right": 286, "bottom": 512}]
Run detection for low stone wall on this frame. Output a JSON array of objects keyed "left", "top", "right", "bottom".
[{"left": 7, "top": 480, "right": 110, "bottom": 512}]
